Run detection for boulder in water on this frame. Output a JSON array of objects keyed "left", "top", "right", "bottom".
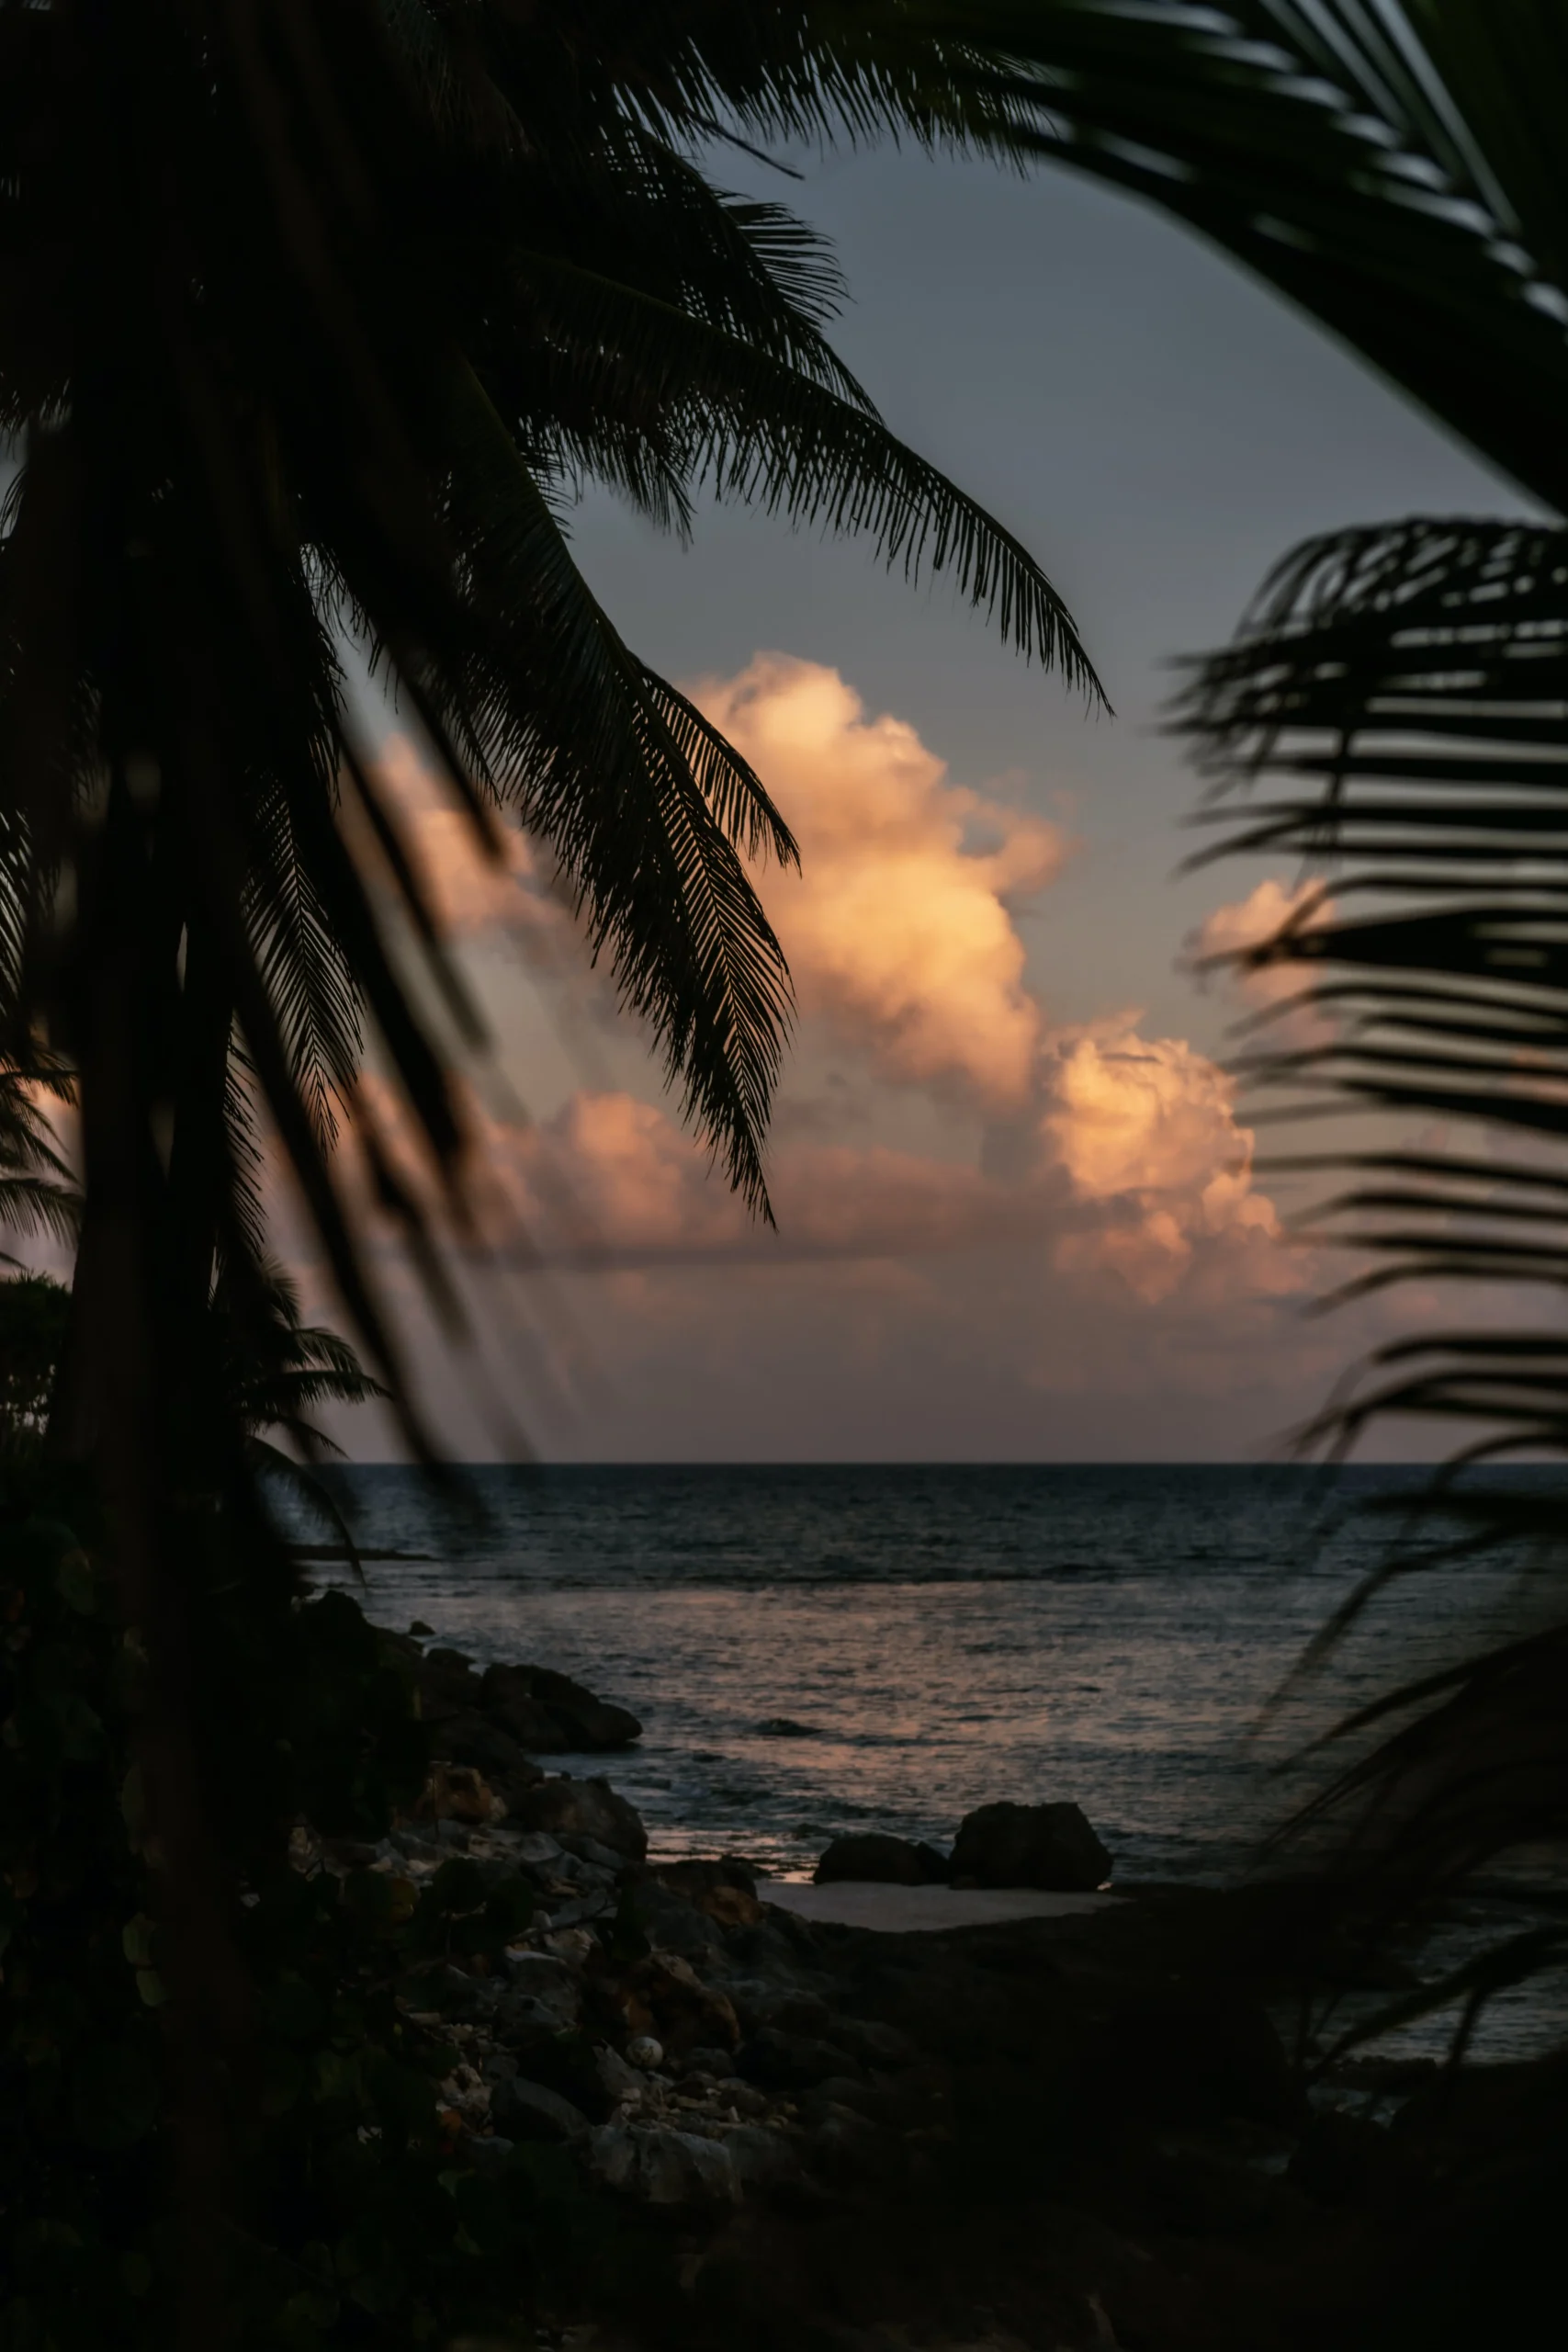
[
  {"left": 482, "top": 1660, "right": 641, "bottom": 1752},
  {"left": 435, "top": 1708, "right": 542, "bottom": 1794},
  {"left": 814, "top": 1832, "right": 949, "bottom": 1886},
  {"left": 413, "top": 1645, "right": 485, "bottom": 1724},
  {"left": 949, "top": 1800, "right": 1111, "bottom": 1892}
]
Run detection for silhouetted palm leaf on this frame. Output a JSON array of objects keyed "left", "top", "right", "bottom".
[
  {"left": 1172, "top": 517, "right": 1568, "bottom": 1906},
  {"left": 0, "top": 21, "right": 1107, "bottom": 2307},
  {"left": 944, "top": 1, "right": 1568, "bottom": 515},
  {"left": 0, "top": 1059, "right": 78, "bottom": 1264}
]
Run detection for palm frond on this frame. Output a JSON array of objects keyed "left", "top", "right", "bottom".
[
  {"left": 434, "top": 363, "right": 801, "bottom": 1212},
  {"left": 508, "top": 249, "right": 1100, "bottom": 684},
  {"left": 1178, "top": 514, "right": 1568, "bottom": 1893},
  {"left": 941, "top": 1, "right": 1568, "bottom": 516}
]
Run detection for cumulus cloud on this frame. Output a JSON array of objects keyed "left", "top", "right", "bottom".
[
  {"left": 428, "top": 1088, "right": 1003, "bottom": 1269},
  {"left": 1188, "top": 876, "right": 1335, "bottom": 1050},
  {"left": 338, "top": 673, "right": 1303, "bottom": 1318},
  {"left": 692, "top": 656, "right": 1066, "bottom": 1103},
  {"left": 287, "top": 670, "right": 1337, "bottom": 1457},
  {"left": 306, "top": 1073, "right": 1326, "bottom": 1461},
  {"left": 1037, "top": 1027, "right": 1291, "bottom": 1304},
  {"left": 367, "top": 1055, "right": 1300, "bottom": 1317}
]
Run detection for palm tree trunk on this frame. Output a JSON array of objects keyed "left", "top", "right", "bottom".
[{"left": 62, "top": 753, "right": 246, "bottom": 2349}]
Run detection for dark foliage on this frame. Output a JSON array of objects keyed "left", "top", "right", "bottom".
[
  {"left": 0, "top": 1274, "right": 69, "bottom": 1444},
  {"left": 0, "top": 1066, "right": 76, "bottom": 1269},
  {"left": 0, "top": 8, "right": 1105, "bottom": 2343},
  {"left": 1125, "top": 9, "right": 1568, "bottom": 2073}
]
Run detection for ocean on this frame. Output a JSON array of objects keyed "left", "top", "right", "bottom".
[{"left": 306, "top": 1462, "right": 1568, "bottom": 2060}]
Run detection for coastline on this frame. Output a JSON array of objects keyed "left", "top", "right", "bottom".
[{"left": 240, "top": 1611, "right": 1562, "bottom": 2347}]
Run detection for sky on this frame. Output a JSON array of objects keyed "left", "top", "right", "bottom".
[{"left": 326, "top": 145, "right": 1533, "bottom": 1464}]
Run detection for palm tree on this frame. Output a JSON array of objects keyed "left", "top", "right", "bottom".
[
  {"left": 8, "top": 5, "right": 1555, "bottom": 2337},
  {"left": 1, "top": 14, "right": 1106, "bottom": 2334},
  {"left": 0, "top": 1059, "right": 78, "bottom": 1266},
  {"left": 212, "top": 1253, "right": 387, "bottom": 1561}
]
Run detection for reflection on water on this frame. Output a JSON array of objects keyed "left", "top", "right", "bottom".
[{"left": 301, "top": 1464, "right": 1568, "bottom": 2060}]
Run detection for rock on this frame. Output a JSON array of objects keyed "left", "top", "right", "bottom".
[
  {"left": 585, "top": 2121, "right": 640, "bottom": 2195},
  {"left": 679, "top": 2045, "right": 736, "bottom": 2081},
  {"left": 495, "top": 1991, "right": 578, "bottom": 2050},
  {"left": 481, "top": 1661, "right": 642, "bottom": 1753},
  {"left": 559, "top": 1833, "right": 631, "bottom": 1874},
  {"left": 434, "top": 1709, "right": 542, "bottom": 1791},
  {"left": 489, "top": 2075, "right": 590, "bottom": 2146},
  {"left": 513, "top": 1775, "right": 648, "bottom": 1862},
  {"left": 633, "top": 1883, "right": 725, "bottom": 1963},
  {"left": 387, "top": 1828, "right": 444, "bottom": 1866},
  {"left": 725, "top": 2124, "right": 798, "bottom": 2189},
  {"left": 586, "top": 2121, "right": 738, "bottom": 2207},
  {"left": 510, "top": 1831, "right": 564, "bottom": 1870},
  {"left": 546, "top": 1849, "right": 619, "bottom": 1899},
  {"left": 739, "top": 2027, "right": 861, "bottom": 2092},
  {"left": 739, "top": 1988, "right": 831, "bottom": 2037},
  {"left": 828, "top": 2016, "right": 915, "bottom": 2071},
  {"left": 653, "top": 2135, "right": 738, "bottom": 2201},
  {"left": 415, "top": 1645, "right": 485, "bottom": 1724},
  {"left": 595, "top": 2044, "right": 647, "bottom": 2104},
  {"left": 626, "top": 1953, "right": 739, "bottom": 2059},
  {"left": 418, "top": 1763, "right": 505, "bottom": 1826},
  {"left": 806, "top": 2105, "right": 898, "bottom": 2188},
  {"left": 655, "top": 1857, "right": 763, "bottom": 1927},
  {"left": 538, "top": 1891, "right": 614, "bottom": 1932},
  {"left": 437, "top": 2060, "right": 491, "bottom": 2131},
  {"left": 949, "top": 1800, "right": 1111, "bottom": 1892},
  {"left": 543, "top": 1926, "right": 597, "bottom": 1970},
  {"left": 814, "top": 1833, "right": 948, "bottom": 1886},
  {"left": 499, "top": 1951, "right": 580, "bottom": 2029},
  {"left": 423, "top": 1963, "right": 502, "bottom": 2024},
  {"left": 462, "top": 2133, "right": 515, "bottom": 2174}
]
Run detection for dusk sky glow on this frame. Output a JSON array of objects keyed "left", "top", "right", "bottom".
[{"left": 335, "top": 145, "right": 1535, "bottom": 1464}]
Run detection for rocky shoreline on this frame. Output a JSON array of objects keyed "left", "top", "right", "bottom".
[{"left": 293, "top": 1625, "right": 1558, "bottom": 2351}]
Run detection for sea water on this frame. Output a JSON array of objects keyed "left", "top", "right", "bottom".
[{"left": 305, "top": 1463, "right": 1568, "bottom": 2059}]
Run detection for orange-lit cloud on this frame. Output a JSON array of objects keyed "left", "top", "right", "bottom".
[
  {"left": 1189, "top": 876, "right": 1335, "bottom": 1050},
  {"left": 357, "top": 1056, "right": 1299, "bottom": 1317},
  {"left": 365, "top": 736, "right": 551, "bottom": 938},
  {"left": 693, "top": 656, "right": 1066, "bottom": 1103},
  {"left": 261, "top": 672, "right": 1349, "bottom": 1459},
  {"left": 1038, "top": 1026, "right": 1291, "bottom": 1304},
  {"left": 293, "top": 1068, "right": 1330, "bottom": 1462}
]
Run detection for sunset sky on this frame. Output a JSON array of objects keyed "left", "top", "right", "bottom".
[{"left": 333, "top": 146, "right": 1531, "bottom": 1464}]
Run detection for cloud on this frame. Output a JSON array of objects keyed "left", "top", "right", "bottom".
[
  {"left": 377, "top": 1054, "right": 1301, "bottom": 1317},
  {"left": 1037, "top": 1026, "right": 1292, "bottom": 1303},
  {"left": 691, "top": 656, "right": 1067, "bottom": 1102},
  {"left": 291, "top": 670, "right": 1337, "bottom": 1459},
  {"left": 308, "top": 1076, "right": 1332, "bottom": 1462},
  {"left": 1188, "top": 876, "right": 1335, "bottom": 1049},
  {"left": 419, "top": 1087, "right": 1003, "bottom": 1269},
  {"left": 364, "top": 736, "right": 556, "bottom": 939}
]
